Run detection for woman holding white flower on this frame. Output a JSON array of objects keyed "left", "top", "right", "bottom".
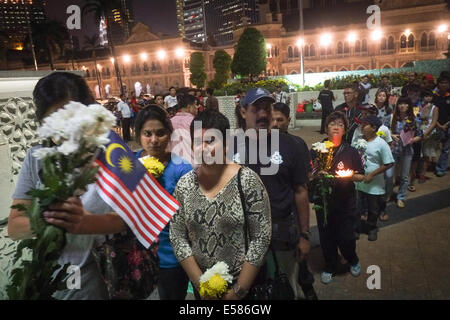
[
  {"left": 134, "top": 106, "right": 193, "bottom": 300},
  {"left": 8, "top": 72, "right": 127, "bottom": 299},
  {"left": 170, "top": 110, "right": 272, "bottom": 300},
  {"left": 310, "top": 112, "right": 365, "bottom": 285}
]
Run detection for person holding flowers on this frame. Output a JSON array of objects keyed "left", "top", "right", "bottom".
[
  {"left": 310, "top": 111, "right": 365, "bottom": 285},
  {"left": 354, "top": 115, "right": 394, "bottom": 241},
  {"left": 170, "top": 110, "right": 272, "bottom": 300},
  {"left": 7, "top": 72, "right": 122, "bottom": 300},
  {"left": 134, "top": 106, "right": 193, "bottom": 300},
  {"left": 389, "top": 96, "right": 423, "bottom": 208}
]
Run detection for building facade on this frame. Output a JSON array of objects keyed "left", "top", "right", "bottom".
[
  {"left": 106, "top": 0, "right": 135, "bottom": 45},
  {"left": 176, "top": 0, "right": 207, "bottom": 44},
  {"left": 0, "top": 0, "right": 46, "bottom": 50},
  {"left": 4, "top": 0, "right": 449, "bottom": 96}
]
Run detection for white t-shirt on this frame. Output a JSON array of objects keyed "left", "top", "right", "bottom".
[
  {"left": 164, "top": 95, "right": 178, "bottom": 108},
  {"left": 117, "top": 101, "right": 131, "bottom": 118}
]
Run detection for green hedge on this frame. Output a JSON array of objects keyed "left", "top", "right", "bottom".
[{"left": 216, "top": 71, "right": 431, "bottom": 95}]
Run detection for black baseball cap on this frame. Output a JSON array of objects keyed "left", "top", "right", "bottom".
[{"left": 355, "top": 115, "right": 382, "bottom": 129}]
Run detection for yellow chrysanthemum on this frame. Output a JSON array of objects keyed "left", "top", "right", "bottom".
[
  {"left": 376, "top": 131, "right": 386, "bottom": 137},
  {"left": 141, "top": 156, "right": 165, "bottom": 178},
  {"left": 324, "top": 141, "right": 335, "bottom": 149},
  {"left": 199, "top": 274, "right": 228, "bottom": 298}
]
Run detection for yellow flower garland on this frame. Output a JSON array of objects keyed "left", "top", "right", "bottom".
[{"left": 140, "top": 156, "right": 165, "bottom": 179}]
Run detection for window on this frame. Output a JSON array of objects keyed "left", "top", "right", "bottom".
[
  {"left": 421, "top": 33, "right": 428, "bottom": 47},
  {"left": 381, "top": 38, "right": 387, "bottom": 50},
  {"left": 337, "top": 42, "right": 343, "bottom": 54},
  {"left": 407, "top": 34, "right": 415, "bottom": 48},
  {"left": 288, "top": 46, "right": 293, "bottom": 58},
  {"left": 294, "top": 46, "right": 299, "bottom": 58},
  {"left": 355, "top": 40, "right": 361, "bottom": 53},
  {"left": 362, "top": 39, "right": 367, "bottom": 52},
  {"left": 388, "top": 36, "right": 395, "bottom": 50},
  {"left": 339, "top": 67, "right": 348, "bottom": 71},
  {"left": 429, "top": 32, "right": 436, "bottom": 47},
  {"left": 400, "top": 35, "right": 407, "bottom": 49},
  {"left": 304, "top": 45, "right": 310, "bottom": 57},
  {"left": 344, "top": 42, "right": 349, "bottom": 54},
  {"left": 310, "top": 44, "right": 315, "bottom": 56},
  {"left": 143, "top": 62, "right": 149, "bottom": 71},
  {"left": 322, "top": 69, "right": 330, "bottom": 73}
]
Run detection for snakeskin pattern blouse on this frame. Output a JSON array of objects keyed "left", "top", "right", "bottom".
[{"left": 170, "top": 167, "right": 271, "bottom": 278}]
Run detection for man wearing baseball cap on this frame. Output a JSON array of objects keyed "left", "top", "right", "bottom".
[
  {"left": 354, "top": 114, "right": 394, "bottom": 241},
  {"left": 233, "top": 88, "right": 312, "bottom": 299}
]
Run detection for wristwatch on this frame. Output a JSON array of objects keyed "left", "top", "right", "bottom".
[
  {"left": 300, "top": 231, "right": 311, "bottom": 241},
  {"left": 232, "top": 283, "right": 249, "bottom": 300}
]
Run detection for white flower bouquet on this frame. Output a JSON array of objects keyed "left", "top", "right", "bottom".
[
  {"left": 7, "top": 102, "right": 116, "bottom": 300},
  {"left": 199, "top": 262, "right": 233, "bottom": 299}
]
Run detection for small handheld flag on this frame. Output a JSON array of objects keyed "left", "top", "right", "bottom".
[{"left": 95, "top": 131, "right": 179, "bottom": 248}]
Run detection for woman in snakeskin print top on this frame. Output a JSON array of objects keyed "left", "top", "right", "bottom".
[{"left": 170, "top": 110, "right": 271, "bottom": 300}]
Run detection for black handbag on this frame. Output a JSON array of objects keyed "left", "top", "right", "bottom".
[{"left": 237, "top": 168, "right": 295, "bottom": 300}]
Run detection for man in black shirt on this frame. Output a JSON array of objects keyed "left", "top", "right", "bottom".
[
  {"left": 318, "top": 80, "right": 336, "bottom": 134},
  {"left": 434, "top": 76, "right": 450, "bottom": 177},
  {"left": 271, "top": 102, "right": 317, "bottom": 299},
  {"left": 335, "top": 83, "right": 362, "bottom": 144},
  {"left": 233, "top": 88, "right": 311, "bottom": 300}
]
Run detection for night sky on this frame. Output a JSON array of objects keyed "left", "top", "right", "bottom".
[{"left": 45, "top": 0, "right": 178, "bottom": 46}]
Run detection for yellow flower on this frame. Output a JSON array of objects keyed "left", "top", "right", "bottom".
[
  {"left": 199, "top": 274, "right": 228, "bottom": 298},
  {"left": 324, "top": 141, "right": 335, "bottom": 149},
  {"left": 376, "top": 131, "right": 386, "bottom": 137},
  {"left": 140, "top": 156, "right": 165, "bottom": 179}
]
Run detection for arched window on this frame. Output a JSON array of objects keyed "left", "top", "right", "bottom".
[
  {"left": 382, "top": 64, "right": 393, "bottom": 69},
  {"left": 357, "top": 65, "right": 366, "bottom": 70},
  {"left": 294, "top": 46, "right": 299, "bottom": 58},
  {"left": 102, "top": 68, "right": 106, "bottom": 76},
  {"left": 362, "top": 39, "right": 367, "bottom": 52},
  {"left": 271, "top": 47, "right": 275, "bottom": 57},
  {"left": 320, "top": 46, "right": 326, "bottom": 56},
  {"left": 306, "top": 70, "right": 314, "bottom": 73},
  {"left": 288, "top": 46, "right": 293, "bottom": 58},
  {"left": 381, "top": 38, "right": 387, "bottom": 50},
  {"left": 275, "top": 46, "right": 279, "bottom": 57},
  {"left": 340, "top": 67, "right": 348, "bottom": 71},
  {"left": 322, "top": 69, "right": 330, "bottom": 73},
  {"left": 421, "top": 33, "right": 428, "bottom": 47},
  {"left": 143, "top": 62, "right": 149, "bottom": 71},
  {"left": 86, "top": 69, "right": 90, "bottom": 78},
  {"left": 355, "top": 40, "right": 361, "bottom": 53},
  {"left": 388, "top": 36, "right": 395, "bottom": 50},
  {"left": 106, "top": 68, "right": 110, "bottom": 76},
  {"left": 290, "top": 70, "right": 298, "bottom": 75},
  {"left": 337, "top": 42, "right": 343, "bottom": 54},
  {"left": 304, "top": 45, "right": 309, "bottom": 57},
  {"left": 151, "top": 62, "right": 156, "bottom": 72},
  {"left": 429, "top": 32, "right": 436, "bottom": 47},
  {"left": 407, "top": 34, "right": 415, "bottom": 48},
  {"left": 310, "top": 44, "right": 315, "bottom": 56},
  {"left": 344, "top": 42, "right": 349, "bottom": 54},
  {"left": 400, "top": 35, "right": 407, "bottom": 48}
]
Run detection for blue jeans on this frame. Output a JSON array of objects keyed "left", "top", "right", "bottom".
[
  {"left": 393, "top": 152, "right": 413, "bottom": 201},
  {"left": 436, "top": 128, "right": 450, "bottom": 174},
  {"left": 381, "top": 165, "right": 395, "bottom": 212}
]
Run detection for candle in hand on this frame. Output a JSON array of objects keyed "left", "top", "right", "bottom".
[{"left": 335, "top": 169, "right": 354, "bottom": 178}]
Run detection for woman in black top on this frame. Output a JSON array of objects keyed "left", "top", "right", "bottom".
[{"left": 310, "top": 111, "right": 365, "bottom": 285}]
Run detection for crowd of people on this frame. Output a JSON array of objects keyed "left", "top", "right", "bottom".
[{"left": 7, "top": 69, "right": 450, "bottom": 300}]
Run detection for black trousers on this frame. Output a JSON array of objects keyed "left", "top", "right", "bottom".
[
  {"left": 158, "top": 266, "right": 189, "bottom": 300},
  {"left": 357, "top": 191, "right": 383, "bottom": 233},
  {"left": 320, "top": 109, "right": 333, "bottom": 133},
  {"left": 316, "top": 209, "right": 359, "bottom": 274},
  {"left": 121, "top": 117, "right": 131, "bottom": 142}
]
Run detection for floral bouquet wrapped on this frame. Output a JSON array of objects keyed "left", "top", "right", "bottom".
[
  {"left": 7, "top": 102, "right": 116, "bottom": 300},
  {"left": 310, "top": 141, "right": 335, "bottom": 226},
  {"left": 199, "top": 262, "right": 233, "bottom": 299}
]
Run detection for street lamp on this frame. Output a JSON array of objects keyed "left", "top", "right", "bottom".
[
  {"left": 296, "top": 38, "right": 305, "bottom": 87},
  {"left": 320, "top": 33, "right": 332, "bottom": 59},
  {"left": 157, "top": 50, "right": 167, "bottom": 60},
  {"left": 123, "top": 54, "right": 131, "bottom": 63},
  {"left": 371, "top": 29, "right": 383, "bottom": 41},
  {"left": 140, "top": 52, "right": 148, "bottom": 61},
  {"left": 175, "top": 47, "right": 185, "bottom": 58},
  {"left": 110, "top": 57, "right": 115, "bottom": 64},
  {"left": 347, "top": 32, "right": 358, "bottom": 43},
  {"left": 437, "top": 24, "right": 448, "bottom": 33}
]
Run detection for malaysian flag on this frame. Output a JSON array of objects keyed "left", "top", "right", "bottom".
[{"left": 95, "top": 131, "right": 179, "bottom": 248}]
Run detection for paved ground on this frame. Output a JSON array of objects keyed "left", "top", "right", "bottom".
[{"left": 291, "top": 126, "right": 450, "bottom": 300}]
